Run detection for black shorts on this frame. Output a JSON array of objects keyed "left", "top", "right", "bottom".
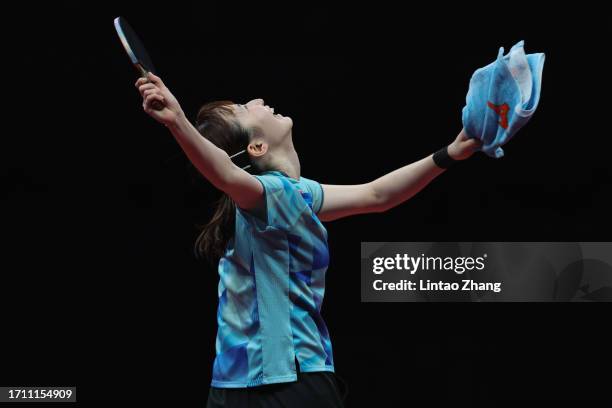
[{"left": 206, "top": 360, "right": 348, "bottom": 408}]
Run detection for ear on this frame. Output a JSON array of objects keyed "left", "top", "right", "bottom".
[{"left": 247, "top": 140, "right": 268, "bottom": 158}]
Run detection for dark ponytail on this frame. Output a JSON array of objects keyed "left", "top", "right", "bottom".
[
  {"left": 194, "top": 193, "right": 237, "bottom": 265},
  {"left": 193, "top": 101, "right": 258, "bottom": 265}
]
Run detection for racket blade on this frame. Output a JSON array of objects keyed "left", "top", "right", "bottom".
[{"left": 113, "top": 16, "right": 157, "bottom": 75}]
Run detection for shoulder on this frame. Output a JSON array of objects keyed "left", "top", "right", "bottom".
[
  {"left": 298, "top": 176, "right": 325, "bottom": 215},
  {"left": 299, "top": 176, "right": 322, "bottom": 192},
  {"left": 254, "top": 174, "right": 293, "bottom": 191}
]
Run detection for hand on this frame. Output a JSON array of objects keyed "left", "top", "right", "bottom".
[
  {"left": 447, "top": 128, "right": 483, "bottom": 160},
  {"left": 135, "top": 72, "right": 184, "bottom": 126}
]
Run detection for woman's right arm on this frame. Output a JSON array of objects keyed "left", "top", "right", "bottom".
[{"left": 136, "top": 73, "right": 263, "bottom": 210}]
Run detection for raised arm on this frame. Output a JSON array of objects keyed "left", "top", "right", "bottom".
[
  {"left": 317, "top": 130, "right": 481, "bottom": 222},
  {"left": 136, "top": 73, "right": 263, "bottom": 210}
]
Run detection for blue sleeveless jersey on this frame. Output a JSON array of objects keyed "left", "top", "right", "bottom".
[{"left": 211, "top": 170, "right": 334, "bottom": 388}]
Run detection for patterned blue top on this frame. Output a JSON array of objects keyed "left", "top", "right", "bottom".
[{"left": 211, "top": 170, "right": 334, "bottom": 388}]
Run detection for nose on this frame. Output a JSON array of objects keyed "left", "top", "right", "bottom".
[{"left": 247, "top": 98, "right": 264, "bottom": 107}]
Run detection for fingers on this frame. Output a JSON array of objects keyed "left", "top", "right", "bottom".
[
  {"left": 146, "top": 72, "right": 164, "bottom": 87},
  {"left": 143, "top": 93, "right": 165, "bottom": 112},
  {"left": 142, "top": 88, "right": 159, "bottom": 98},
  {"left": 138, "top": 83, "right": 157, "bottom": 95},
  {"left": 137, "top": 83, "right": 162, "bottom": 105},
  {"left": 135, "top": 72, "right": 164, "bottom": 89},
  {"left": 458, "top": 128, "right": 482, "bottom": 149},
  {"left": 471, "top": 138, "right": 483, "bottom": 147},
  {"left": 136, "top": 73, "right": 166, "bottom": 113},
  {"left": 135, "top": 77, "right": 149, "bottom": 87},
  {"left": 467, "top": 139, "right": 482, "bottom": 153},
  {"left": 457, "top": 128, "right": 468, "bottom": 141},
  {"left": 144, "top": 93, "right": 164, "bottom": 105}
]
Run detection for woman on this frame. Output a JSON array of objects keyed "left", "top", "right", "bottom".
[{"left": 135, "top": 72, "right": 481, "bottom": 407}]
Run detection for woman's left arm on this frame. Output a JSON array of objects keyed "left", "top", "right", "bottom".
[{"left": 318, "top": 129, "right": 482, "bottom": 222}]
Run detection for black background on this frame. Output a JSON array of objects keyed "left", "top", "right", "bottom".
[{"left": 3, "top": 2, "right": 611, "bottom": 406}]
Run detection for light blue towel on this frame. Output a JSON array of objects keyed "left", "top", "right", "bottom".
[{"left": 462, "top": 40, "right": 545, "bottom": 158}]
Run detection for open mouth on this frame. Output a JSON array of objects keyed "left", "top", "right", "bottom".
[{"left": 266, "top": 105, "right": 283, "bottom": 117}]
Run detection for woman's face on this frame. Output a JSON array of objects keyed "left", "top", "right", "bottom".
[{"left": 232, "top": 98, "right": 293, "bottom": 147}]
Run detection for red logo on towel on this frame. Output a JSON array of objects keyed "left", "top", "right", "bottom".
[{"left": 487, "top": 102, "right": 510, "bottom": 129}]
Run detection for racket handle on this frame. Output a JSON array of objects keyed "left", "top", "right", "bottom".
[{"left": 137, "top": 65, "right": 165, "bottom": 111}]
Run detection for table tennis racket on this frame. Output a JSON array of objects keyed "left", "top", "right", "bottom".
[{"left": 114, "top": 16, "right": 164, "bottom": 111}]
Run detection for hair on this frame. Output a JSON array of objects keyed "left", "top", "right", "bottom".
[{"left": 193, "top": 100, "right": 262, "bottom": 265}]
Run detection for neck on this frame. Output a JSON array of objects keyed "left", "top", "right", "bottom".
[
  {"left": 272, "top": 144, "right": 300, "bottom": 180},
  {"left": 275, "top": 158, "right": 300, "bottom": 180}
]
